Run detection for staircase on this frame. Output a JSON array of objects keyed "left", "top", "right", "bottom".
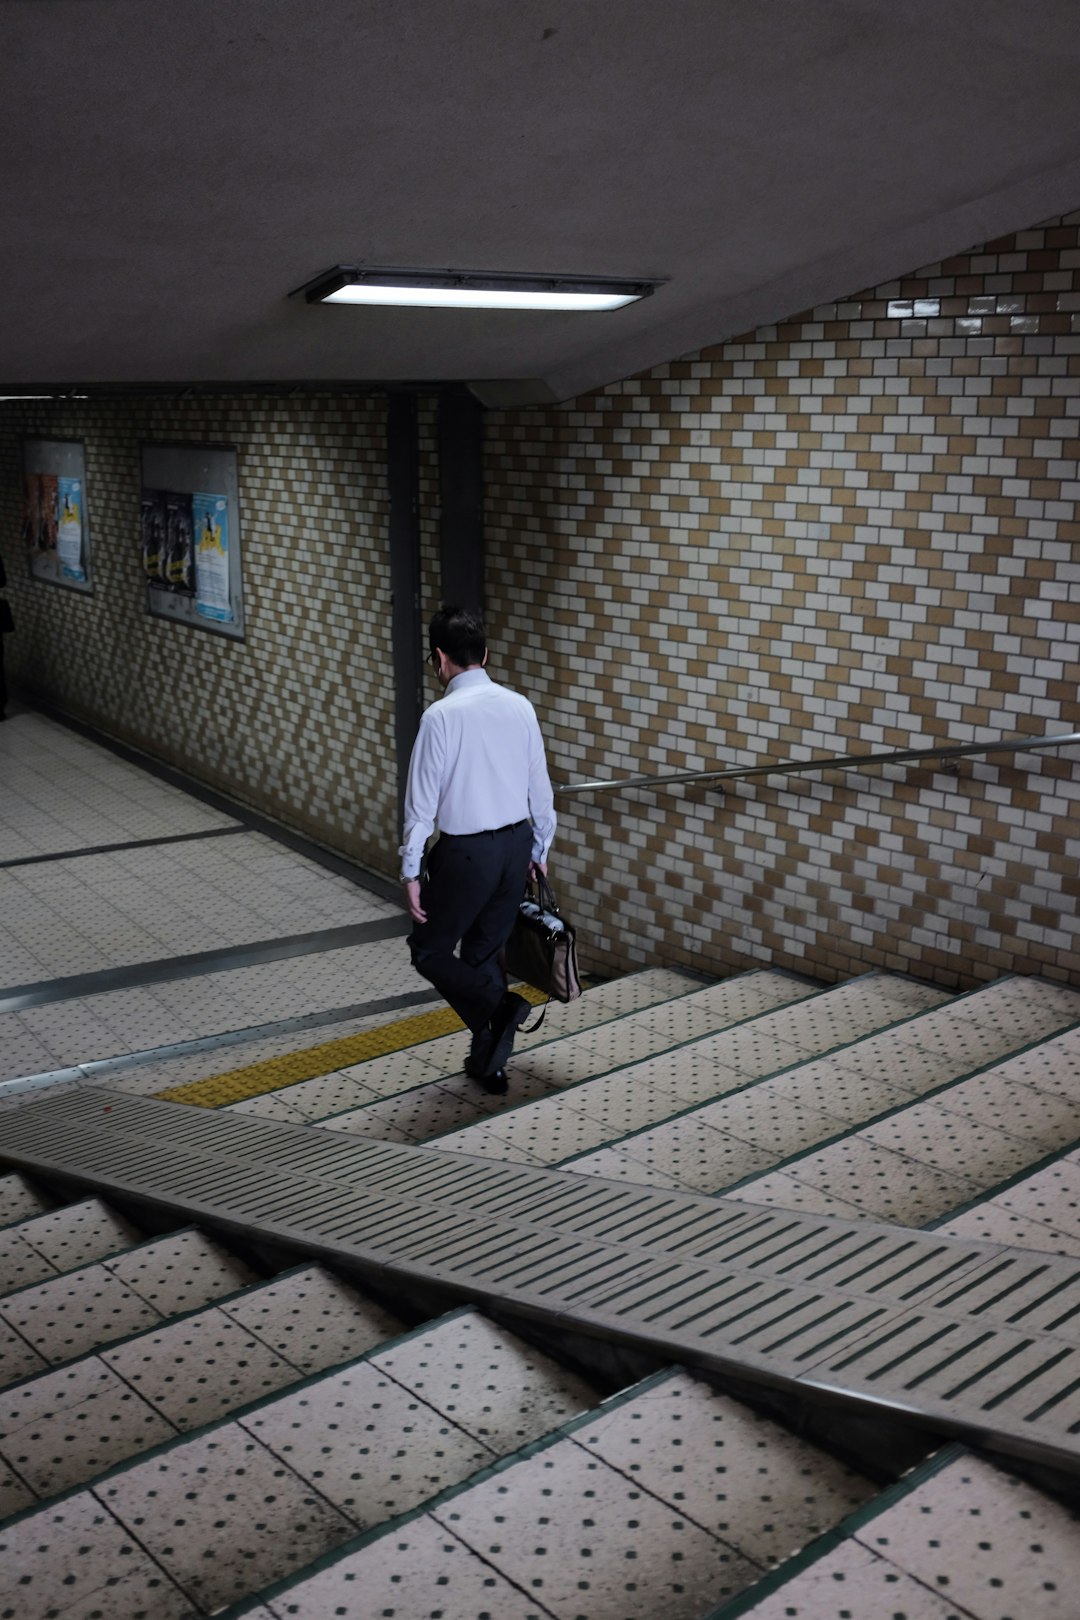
[{"left": 2, "top": 964, "right": 1079, "bottom": 1619}]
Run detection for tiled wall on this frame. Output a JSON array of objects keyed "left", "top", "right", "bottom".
[
  {"left": 0, "top": 395, "right": 398, "bottom": 871},
  {"left": 486, "top": 211, "right": 1080, "bottom": 989},
  {"left": 2, "top": 213, "right": 1078, "bottom": 991}
]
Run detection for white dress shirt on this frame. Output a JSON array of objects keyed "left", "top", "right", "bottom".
[{"left": 399, "top": 669, "right": 556, "bottom": 879}]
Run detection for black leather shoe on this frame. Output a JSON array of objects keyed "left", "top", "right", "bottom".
[
  {"left": 478, "top": 1068, "right": 508, "bottom": 1095},
  {"left": 485, "top": 991, "right": 530, "bottom": 1076}
]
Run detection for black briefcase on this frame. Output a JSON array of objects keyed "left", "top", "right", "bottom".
[{"left": 505, "top": 873, "right": 582, "bottom": 1003}]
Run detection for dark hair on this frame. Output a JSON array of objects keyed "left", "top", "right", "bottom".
[{"left": 428, "top": 605, "right": 486, "bottom": 668}]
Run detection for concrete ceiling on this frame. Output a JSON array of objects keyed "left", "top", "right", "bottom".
[{"left": 4, "top": 0, "right": 1080, "bottom": 405}]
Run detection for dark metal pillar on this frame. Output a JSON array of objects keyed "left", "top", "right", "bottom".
[
  {"left": 438, "top": 389, "right": 485, "bottom": 611},
  {"left": 388, "top": 393, "right": 423, "bottom": 827}
]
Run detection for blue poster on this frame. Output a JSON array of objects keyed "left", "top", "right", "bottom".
[
  {"left": 192, "top": 492, "right": 233, "bottom": 623},
  {"left": 57, "top": 476, "right": 85, "bottom": 581}
]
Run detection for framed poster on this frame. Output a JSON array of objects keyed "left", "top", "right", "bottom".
[
  {"left": 140, "top": 443, "right": 245, "bottom": 639},
  {"left": 23, "top": 438, "right": 93, "bottom": 592}
]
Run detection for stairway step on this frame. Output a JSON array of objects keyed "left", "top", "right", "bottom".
[
  {"left": 0, "top": 1227, "right": 260, "bottom": 1387},
  {"left": 315, "top": 968, "right": 860, "bottom": 1151},
  {"left": 725, "top": 1448, "right": 1079, "bottom": 1620},
  {"left": 241, "top": 1366, "right": 879, "bottom": 1620},
  {"left": 730, "top": 1011, "right": 1080, "bottom": 1227},
  {"left": 0, "top": 1264, "right": 407, "bottom": 1505},
  {"left": 427, "top": 972, "right": 952, "bottom": 1171},
  {"left": 0, "top": 1196, "right": 143, "bottom": 1296},
  {"left": 0, "top": 1307, "right": 602, "bottom": 1617},
  {"left": 550, "top": 977, "right": 1080, "bottom": 1200},
  {"left": 0, "top": 1173, "right": 56, "bottom": 1227},
  {"left": 227, "top": 965, "right": 710, "bottom": 1123}
]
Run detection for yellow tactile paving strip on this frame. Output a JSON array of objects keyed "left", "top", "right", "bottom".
[{"left": 153, "top": 985, "right": 548, "bottom": 1108}]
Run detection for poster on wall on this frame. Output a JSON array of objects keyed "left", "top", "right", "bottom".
[
  {"left": 139, "top": 444, "right": 244, "bottom": 639},
  {"left": 140, "top": 488, "right": 167, "bottom": 586},
  {"left": 22, "top": 441, "right": 93, "bottom": 592},
  {"left": 192, "top": 491, "right": 233, "bottom": 623},
  {"left": 57, "top": 476, "right": 86, "bottom": 581}
]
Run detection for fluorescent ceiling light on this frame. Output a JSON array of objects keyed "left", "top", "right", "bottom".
[{"left": 294, "top": 266, "right": 658, "bottom": 312}]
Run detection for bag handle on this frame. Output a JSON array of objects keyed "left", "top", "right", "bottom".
[{"left": 525, "top": 869, "right": 560, "bottom": 913}]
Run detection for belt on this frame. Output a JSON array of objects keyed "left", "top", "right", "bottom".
[{"left": 445, "top": 819, "right": 528, "bottom": 838}]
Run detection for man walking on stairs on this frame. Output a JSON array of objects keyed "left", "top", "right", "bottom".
[{"left": 400, "top": 605, "right": 556, "bottom": 1094}]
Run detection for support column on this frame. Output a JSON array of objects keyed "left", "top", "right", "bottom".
[
  {"left": 388, "top": 393, "right": 423, "bottom": 827},
  {"left": 438, "top": 389, "right": 485, "bottom": 611}
]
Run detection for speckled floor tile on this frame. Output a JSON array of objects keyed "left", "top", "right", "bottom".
[
  {"left": 97, "top": 1421, "right": 356, "bottom": 1612},
  {"left": 574, "top": 1370, "right": 875, "bottom": 1566},
  {"left": 103, "top": 1228, "right": 260, "bottom": 1314},
  {"left": 435, "top": 1062, "right": 558, "bottom": 1114},
  {"left": 728, "top": 1170, "right": 873, "bottom": 1221},
  {"left": 0, "top": 1489, "right": 191, "bottom": 1619},
  {"left": 433, "top": 1434, "right": 763, "bottom": 1618},
  {"left": 0, "top": 1227, "right": 61, "bottom": 1294},
  {"left": 827, "top": 1034, "right": 957, "bottom": 1095},
  {"left": 935, "top": 1071, "right": 1080, "bottom": 1147},
  {"left": 992, "top": 1030, "right": 1080, "bottom": 1100},
  {"left": 861, "top": 1102, "right": 1038, "bottom": 1184},
  {"left": 101, "top": 1306, "right": 305, "bottom": 1430},
  {"left": 691, "top": 1085, "right": 841, "bottom": 1160},
  {"left": 0, "top": 1354, "right": 173, "bottom": 1497},
  {"left": 263, "top": 1510, "right": 549, "bottom": 1619},
  {"left": 561, "top": 1070, "right": 707, "bottom": 1137},
  {"left": 444, "top": 1093, "right": 615, "bottom": 1165},
  {"left": 0, "top": 1263, "right": 164, "bottom": 1368},
  {"left": 763, "top": 1137, "right": 977, "bottom": 1225},
  {"left": 736, "top": 1535, "right": 964, "bottom": 1619},
  {"left": 611, "top": 1117, "right": 779, "bottom": 1194},
  {"left": 0, "top": 1457, "right": 36, "bottom": 1517},
  {"left": 220, "top": 1265, "right": 406, "bottom": 1373},
  {"left": 368, "top": 1311, "right": 599, "bottom": 1451},
  {"left": 765, "top": 1058, "right": 912, "bottom": 1124},
  {"left": 427, "top": 1126, "right": 549, "bottom": 1166},
  {"left": 0, "top": 1316, "right": 48, "bottom": 1386},
  {"left": 851, "top": 1453, "right": 1080, "bottom": 1619},
  {"left": 308, "top": 1050, "right": 447, "bottom": 1106},
  {"left": 324, "top": 1080, "right": 495, "bottom": 1144},
  {"left": 993, "top": 1159, "right": 1080, "bottom": 1241},
  {"left": 0, "top": 1173, "right": 54, "bottom": 1227},
  {"left": 907, "top": 1014, "right": 1050, "bottom": 1074},
  {"left": 936, "top": 1200, "right": 1080, "bottom": 1256},
  {"left": 7, "top": 1197, "right": 143, "bottom": 1276},
  {"left": 238, "top": 1358, "right": 494, "bottom": 1526},
  {"left": 563, "top": 1146, "right": 690, "bottom": 1190}
]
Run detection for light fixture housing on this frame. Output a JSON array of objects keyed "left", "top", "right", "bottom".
[{"left": 293, "top": 265, "right": 658, "bottom": 312}]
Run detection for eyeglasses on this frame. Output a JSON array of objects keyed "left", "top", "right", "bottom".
[{"left": 427, "top": 650, "right": 439, "bottom": 670}]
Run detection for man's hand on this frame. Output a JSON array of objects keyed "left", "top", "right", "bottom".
[
  {"left": 529, "top": 861, "right": 548, "bottom": 883},
  {"left": 403, "top": 878, "right": 427, "bottom": 924}
]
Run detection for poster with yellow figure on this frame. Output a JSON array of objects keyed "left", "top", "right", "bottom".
[
  {"left": 57, "top": 476, "right": 85, "bottom": 581},
  {"left": 192, "top": 491, "right": 233, "bottom": 623}
]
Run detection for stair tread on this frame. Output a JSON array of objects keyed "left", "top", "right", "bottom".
[
  {"left": 0, "top": 1228, "right": 258, "bottom": 1382},
  {"left": 226, "top": 964, "right": 717, "bottom": 1122},
  {"left": 0, "top": 1307, "right": 605, "bottom": 1616},
  {"left": 736, "top": 1451, "right": 1080, "bottom": 1620},
  {"left": 0, "top": 1264, "right": 409, "bottom": 1504},
  {"left": 0, "top": 1173, "right": 55, "bottom": 1228},
  {"left": 0, "top": 1197, "right": 143, "bottom": 1295}
]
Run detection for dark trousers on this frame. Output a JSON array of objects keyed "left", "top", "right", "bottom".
[{"left": 409, "top": 821, "right": 532, "bottom": 1033}]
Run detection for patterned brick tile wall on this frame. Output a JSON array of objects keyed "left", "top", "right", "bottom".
[
  {"left": 418, "top": 394, "right": 443, "bottom": 622},
  {"left": 0, "top": 394, "right": 397, "bottom": 870},
  {"left": 486, "top": 212, "right": 1080, "bottom": 990}
]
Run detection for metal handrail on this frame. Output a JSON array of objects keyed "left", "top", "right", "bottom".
[{"left": 556, "top": 729, "right": 1080, "bottom": 798}]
